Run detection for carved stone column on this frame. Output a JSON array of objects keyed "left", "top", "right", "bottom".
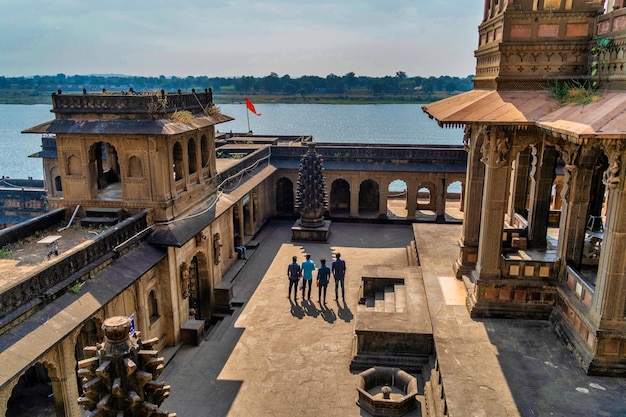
[
  {"left": 590, "top": 144, "right": 625, "bottom": 330},
  {"left": 435, "top": 177, "right": 446, "bottom": 223},
  {"left": 350, "top": 182, "right": 359, "bottom": 217},
  {"left": 507, "top": 147, "right": 531, "bottom": 224},
  {"left": 454, "top": 125, "right": 485, "bottom": 278},
  {"left": 474, "top": 127, "right": 511, "bottom": 280},
  {"left": 406, "top": 180, "right": 418, "bottom": 220},
  {"left": 379, "top": 181, "right": 388, "bottom": 218},
  {"left": 556, "top": 146, "right": 594, "bottom": 268},
  {"left": 527, "top": 144, "right": 558, "bottom": 248}
]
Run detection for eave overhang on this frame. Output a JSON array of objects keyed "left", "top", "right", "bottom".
[{"left": 22, "top": 113, "right": 233, "bottom": 135}]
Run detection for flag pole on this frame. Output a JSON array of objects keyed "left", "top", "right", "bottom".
[{"left": 246, "top": 104, "right": 251, "bottom": 134}]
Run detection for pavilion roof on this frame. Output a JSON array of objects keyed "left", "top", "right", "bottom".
[{"left": 422, "top": 90, "right": 626, "bottom": 142}]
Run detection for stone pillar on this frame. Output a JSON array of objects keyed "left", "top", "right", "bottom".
[
  {"left": 245, "top": 194, "right": 254, "bottom": 235},
  {"left": 236, "top": 201, "right": 245, "bottom": 238},
  {"left": 475, "top": 127, "right": 511, "bottom": 279},
  {"left": 406, "top": 180, "right": 418, "bottom": 220},
  {"left": 507, "top": 147, "right": 531, "bottom": 224},
  {"left": 590, "top": 148, "right": 626, "bottom": 329},
  {"left": 379, "top": 182, "right": 388, "bottom": 218},
  {"left": 557, "top": 162, "right": 594, "bottom": 268},
  {"left": 350, "top": 183, "right": 359, "bottom": 217},
  {"left": 57, "top": 340, "right": 82, "bottom": 417},
  {"left": 435, "top": 177, "right": 446, "bottom": 223},
  {"left": 454, "top": 126, "right": 485, "bottom": 278},
  {"left": 527, "top": 144, "right": 557, "bottom": 248}
]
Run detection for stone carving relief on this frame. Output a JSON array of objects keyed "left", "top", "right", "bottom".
[
  {"left": 478, "top": 125, "right": 491, "bottom": 164},
  {"left": 213, "top": 233, "right": 222, "bottom": 265},
  {"left": 557, "top": 143, "right": 581, "bottom": 202},
  {"left": 463, "top": 125, "right": 472, "bottom": 152},
  {"left": 602, "top": 144, "right": 622, "bottom": 190},
  {"left": 180, "top": 261, "right": 190, "bottom": 299},
  {"left": 195, "top": 231, "right": 206, "bottom": 247},
  {"left": 495, "top": 134, "right": 511, "bottom": 166}
]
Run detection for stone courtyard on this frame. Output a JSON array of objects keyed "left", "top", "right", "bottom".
[{"left": 157, "top": 220, "right": 626, "bottom": 417}]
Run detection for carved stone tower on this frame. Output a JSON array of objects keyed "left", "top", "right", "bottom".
[
  {"left": 474, "top": 0, "right": 604, "bottom": 90},
  {"left": 292, "top": 143, "right": 331, "bottom": 241}
]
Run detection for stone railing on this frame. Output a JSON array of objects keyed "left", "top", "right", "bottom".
[
  {"left": 217, "top": 147, "right": 272, "bottom": 191},
  {"left": 51, "top": 90, "right": 214, "bottom": 115},
  {"left": 0, "top": 211, "right": 149, "bottom": 331},
  {"left": 500, "top": 253, "right": 559, "bottom": 281},
  {"left": 270, "top": 144, "right": 467, "bottom": 167},
  {"left": 596, "top": 8, "right": 626, "bottom": 89},
  {"left": 563, "top": 264, "right": 595, "bottom": 307}
]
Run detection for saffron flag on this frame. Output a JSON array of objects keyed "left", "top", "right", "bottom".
[{"left": 246, "top": 98, "right": 261, "bottom": 116}]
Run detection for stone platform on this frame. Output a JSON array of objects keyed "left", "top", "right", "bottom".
[
  {"left": 351, "top": 265, "right": 433, "bottom": 373},
  {"left": 291, "top": 219, "right": 331, "bottom": 241}
]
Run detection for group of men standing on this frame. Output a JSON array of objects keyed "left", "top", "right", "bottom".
[{"left": 287, "top": 252, "right": 346, "bottom": 304}]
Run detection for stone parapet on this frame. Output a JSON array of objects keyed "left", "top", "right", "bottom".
[{"left": 51, "top": 89, "right": 214, "bottom": 118}]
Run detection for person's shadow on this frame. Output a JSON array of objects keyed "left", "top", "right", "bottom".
[
  {"left": 337, "top": 299, "right": 353, "bottom": 322},
  {"left": 302, "top": 300, "right": 319, "bottom": 318},
  {"left": 319, "top": 304, "right": 336, "bottom": 323},
  {"left": 290, "top": 299, "right": 304, "bottom": 319}
]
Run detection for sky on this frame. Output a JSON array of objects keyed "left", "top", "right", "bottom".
[{"left": 0, "top": 0, "right": 483, "bottom": 79}]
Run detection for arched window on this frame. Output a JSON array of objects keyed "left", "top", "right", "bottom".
[
  {"left": 148, "top": 290, "right": 159, "bottom": 322},
  {"left": 128, "top": 156, "right": 143, "bottom": 178},
  {"left": 188, "top": 138, "right": 197, "bottom": 174},
  {"left": 68, "top": 154, "right": 82, "bottom": 175},
  {"left": 200, "top": 134, "right": 210, "bottom": 168},
  {"left": 173, "top": 142, "right": 183, "bottom": 181}
]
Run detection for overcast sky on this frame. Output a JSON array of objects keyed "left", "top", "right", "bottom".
[{"left": 0, "top": 0, "right": 482, "bottom": 79}]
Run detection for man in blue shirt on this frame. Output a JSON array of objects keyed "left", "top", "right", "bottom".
[
  {"left": 331, "top": 252, "right": 346, "bottom": 301},
  {"left": 301, "top": 254, "right": 316, "bottom": 300},
  {"left": 316, "top": 258, "right": 331, "bottom": 305}
]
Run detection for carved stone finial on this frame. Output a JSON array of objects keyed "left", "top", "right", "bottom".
[
  {"left": 77, "top": 316, "right": 176, "bottom": 416},
  {"left": 295, "top": 144, "right": 328, "bottom": 228}
]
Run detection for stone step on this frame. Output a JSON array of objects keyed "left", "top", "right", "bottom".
[
  {"left": 394, "top": 284, "right": 407, "bottom": 313},
  {"left": 407, "top": 241, "right": 419, "bottom": 266},
  {"left": 384, "top": 286, "right": 396, "bottom": 312},
  {"left": 84, "top": 207, "right": 125, "bottom": 218},
  {"left": 80, "top": 216, "right": 119, "bottom": 228},
  {"left": 374, "top": 291, "right": 385, "bottom": 312}
]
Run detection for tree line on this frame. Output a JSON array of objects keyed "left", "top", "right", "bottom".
[{"left": 0, "top": 72, "right": 473, "bottom": 104}]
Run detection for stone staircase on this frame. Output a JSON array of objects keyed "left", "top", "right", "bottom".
[
  {"left": 358, "top": 283, "right": 407, "bottom": 313},
  {"left": 80, "top": 207, "right": 125, "bottom": 228}
]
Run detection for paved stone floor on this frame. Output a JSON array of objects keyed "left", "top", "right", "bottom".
[{"left": 157, "top": 220, "right": 626, "bottom": 417}]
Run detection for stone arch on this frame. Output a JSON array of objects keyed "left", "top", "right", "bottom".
[
  {"left": 74, "top": 318, "right": 104, "bottom": 396},
  {"left": 188, "top": 138, "right": 197, "bottom": 175},
  {"left": 6, "top": 362, "right": 60, "bottom": 416},
  {"left": 88, "top": 141, "right": 120, "bottom": 187},
  {"left": 446, "top": 180, "right": 462, "bottom": 201},
  {"left": 173, "top": 141, "right": 184, "bottom": 182},
  {"left": 330, "top": 178, "right": 350, "bottom": 217},
  {"left": 387, "top": 179, "right": 408, "bottom": 219},
  {"left": 416, "top": 181, "right": 436, "bottom": 210},
  {"left": 127, "top": 155, "right": 143, "bottom": 178},
  {"left": 276, "top": 177, "right": 294, "bottom": 215},
  {"left": 359, "top": 179, "right": 379, "bottom": 216}
]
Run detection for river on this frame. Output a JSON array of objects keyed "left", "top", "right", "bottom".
[{"left": 0, "top": 103, "right": 463, "bottom": 180}]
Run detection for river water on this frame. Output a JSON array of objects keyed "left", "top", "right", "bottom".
[{"left": 0, "top": 103, "right": 463, "bottom": 180}]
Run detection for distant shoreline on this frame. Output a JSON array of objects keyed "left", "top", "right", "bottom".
[{"left": 0, "top": 91, "right": 459, "bottom": 105}]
